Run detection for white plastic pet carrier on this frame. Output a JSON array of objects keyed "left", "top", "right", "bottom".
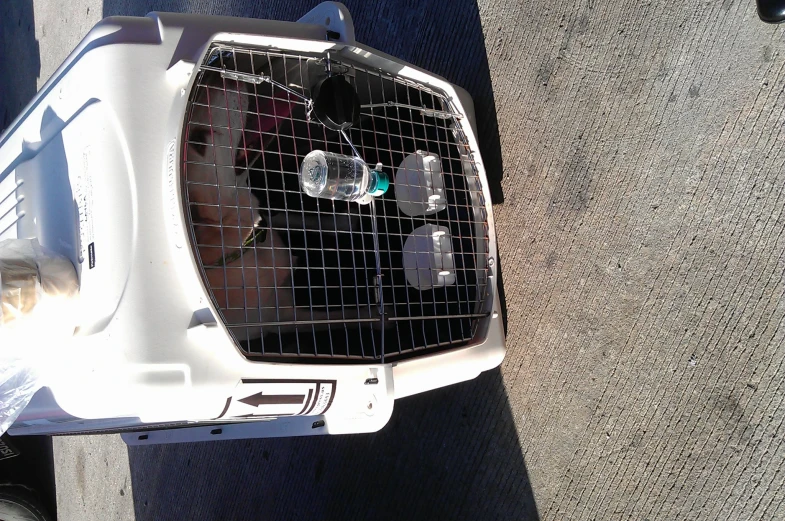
[{"left": 0, "top": 3, "right": 505, "bottom": 443}]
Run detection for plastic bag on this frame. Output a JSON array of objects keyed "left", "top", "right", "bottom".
[
  {"left": 0, "top": 238, "right": 79, "bottom": 435},
  {"left": 0, "top": 358, "right": 41, "bottom": 436}
]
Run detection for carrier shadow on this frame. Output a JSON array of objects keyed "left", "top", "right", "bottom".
[
  {"left": 128, "top": 368, "right": 538, "bottom": 520},
  {"left": 0, "top": 0, "right": 41, "bottom": 133}
]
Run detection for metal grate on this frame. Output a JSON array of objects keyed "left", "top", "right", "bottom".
[{"left": 182, "top": 43, "right": 491, "bottom": 363}]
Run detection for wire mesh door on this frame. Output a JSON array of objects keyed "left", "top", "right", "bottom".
[{"left": 182, "top": 43, "right": 491, "bottom": 363}]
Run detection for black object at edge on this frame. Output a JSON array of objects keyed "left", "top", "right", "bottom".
[
  {"left": 311, "top": 75, "right": 361, "bottom": 131},
  {"left": 758, "top": 0, "right": 785, "bottom": 23}
]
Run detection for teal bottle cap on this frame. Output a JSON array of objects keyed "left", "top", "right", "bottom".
[{"left": 369, "top": 169, "right": 389, "bottom": 197}]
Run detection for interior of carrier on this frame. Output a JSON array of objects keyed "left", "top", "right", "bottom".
[{"left": 182, "top": 43, "right": 491, "bottom": 363}]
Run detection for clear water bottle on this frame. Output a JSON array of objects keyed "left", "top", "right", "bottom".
[{"left": 300, "top": 150, "right": 389, "bottom": 204}]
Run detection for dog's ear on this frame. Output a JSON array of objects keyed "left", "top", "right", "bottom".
[{"left": 235, "top": 94, "right": 294, "bottom": 175}]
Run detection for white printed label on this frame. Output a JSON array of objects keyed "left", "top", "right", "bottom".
[
  {"left": 165, "top": 140, "right": 183, "bottom": 248},
  {"left": 76, "top": 146, "right": 96, "bottom": 268}
]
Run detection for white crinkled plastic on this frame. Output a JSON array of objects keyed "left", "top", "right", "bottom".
[{"left": 0, "top": 238, "right": 79, "bottom": 435}]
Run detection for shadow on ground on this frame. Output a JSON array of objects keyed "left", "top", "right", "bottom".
[
  {"left": 0, "top": 0, "right": 40, "bottom": 132},
  {"left": 129, "top": 369, "right": 537, "bottom": 520},
  {"left": 104, "top": 1, "right": 528, "bottom": 518}
]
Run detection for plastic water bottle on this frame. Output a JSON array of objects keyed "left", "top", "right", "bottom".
[{"left": 300, "top": 150, "right": 389, "bottom": 204}]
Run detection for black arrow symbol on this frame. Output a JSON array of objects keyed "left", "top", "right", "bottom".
[{"left": 238, "top": 392, "right": 304, "bottom": 407}]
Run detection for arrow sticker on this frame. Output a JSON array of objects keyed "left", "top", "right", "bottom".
[
  {"left": 238, "top": 392, "right": 305, "bottom": 407},
  {"left": 216, "top": 379, "right": 337, "bottom": 420}
]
